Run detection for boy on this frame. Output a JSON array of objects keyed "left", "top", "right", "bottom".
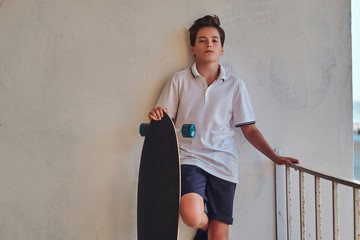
[{"left": 148, "top": 15, "right": 299, "bottom": 240}]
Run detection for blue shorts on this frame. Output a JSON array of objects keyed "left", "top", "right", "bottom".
[{"left": 181, "top": 164, "right": 237, "bottom": 225}]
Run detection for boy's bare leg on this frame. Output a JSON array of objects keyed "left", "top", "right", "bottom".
[
  {"left": 180, "top": 193, "right": 209, "bottom": 230},
  {"left": 208, "top": 220, "right": 229, "bottom": 240}
]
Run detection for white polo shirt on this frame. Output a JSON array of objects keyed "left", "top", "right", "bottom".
[{"left": 156, "top": 63, "right": 256, "bottom": 183}]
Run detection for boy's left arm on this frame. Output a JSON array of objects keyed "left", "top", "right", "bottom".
[{"left": 240, "top": 124, "right": 299, "bottom": 165}]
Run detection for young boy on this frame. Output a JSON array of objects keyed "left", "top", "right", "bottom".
[{"left": 148, "top": 15, "right": 299, "bottom": 240}]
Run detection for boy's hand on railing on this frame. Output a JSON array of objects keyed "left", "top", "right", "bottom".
[{"left": 272, "top": 156, "right": 299, "bottom": 166}]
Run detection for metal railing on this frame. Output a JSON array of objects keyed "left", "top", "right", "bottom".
[{"left": 275, "top": 164, "right": 360, "bottom": 240}]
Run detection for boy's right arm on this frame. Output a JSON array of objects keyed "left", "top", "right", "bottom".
[{"left": 148, "top": 107, "right": 168, "bottom": 121}]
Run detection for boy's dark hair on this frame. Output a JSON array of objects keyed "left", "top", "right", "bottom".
[{"left": 189, "top": 15, "right": 225, "bottom": 47}]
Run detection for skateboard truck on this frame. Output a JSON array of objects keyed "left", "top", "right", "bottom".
[{"left": 139, "top": 123, "right": 196, "bottom": 138}]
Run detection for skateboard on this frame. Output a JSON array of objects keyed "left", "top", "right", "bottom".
[{"left": 137, "top": 113, "right": 195, "bottom": 240}]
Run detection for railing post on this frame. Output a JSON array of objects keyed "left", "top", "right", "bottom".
[
  {"left": 315, "top": 176, "right": 322, "bottom": 240},
  {"left": 286, "top": 166, "right": 292, "bottom": 240},
  {"left": 275, "top": 164, "right": 288, "bottom": 240},
  {"left": 333, "top": 182, "right": 339, "bottom": 240},
  {"left": 299, "top": 171, "right": 306, "bottom": 240},
  {"left": 354, "top": 188, "right": 360, "bottom": 240}
]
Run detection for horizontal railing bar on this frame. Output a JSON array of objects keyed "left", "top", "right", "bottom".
[{"left": 288, "top": 164, "right": 360, "bottom": 189}]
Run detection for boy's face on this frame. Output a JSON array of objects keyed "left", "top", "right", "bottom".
[{"left": 191, "top": 26, "right": 224, "bottom": 64}]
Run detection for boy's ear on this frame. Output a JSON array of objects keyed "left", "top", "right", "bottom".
[{"left": 190, "top": 46, "right": 196, "bottom": 56}]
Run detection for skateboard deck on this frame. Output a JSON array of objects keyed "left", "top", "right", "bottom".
[{"left": 137, "top": 113, "right": 181, "bottom": 240}]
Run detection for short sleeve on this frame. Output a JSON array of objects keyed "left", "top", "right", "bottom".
[
  {"left": 232, "top": 81, "right": 256, "bottom": 127},
  {"left": 155, "top": 76, "right": 179, "bottom": 120}
]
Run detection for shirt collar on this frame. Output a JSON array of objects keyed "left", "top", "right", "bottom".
[{"left": 190, "top": 62, "right": 226, "bottom": 82}]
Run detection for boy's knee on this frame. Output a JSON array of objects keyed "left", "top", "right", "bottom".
[
  {"left": 180, "top": 206, "right": 205, "bottom": 228},
  {"left": 180, "top": 206, "right": 208, "bottom": 229},
  {"left": 181, "top": 213, "right": 203, "bottom": 228},
  {"left": 180, "top": 193, "right": 207, "bottom": 228}
]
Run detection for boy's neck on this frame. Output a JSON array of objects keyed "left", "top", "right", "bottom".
[{"left": 196, "top": 61, "right": 220, "bottom": 86}]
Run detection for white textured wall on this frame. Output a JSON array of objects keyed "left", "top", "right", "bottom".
[{"left": 0, "top": 0, "right": 352, "bottom": 239}]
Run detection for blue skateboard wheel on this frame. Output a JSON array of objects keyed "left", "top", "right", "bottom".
[
  {"left": 139, "top": 123, "right": 149, "bottom": 137},
  {"left": 181, "top": 124, "right": 196, "bottom": 138}
]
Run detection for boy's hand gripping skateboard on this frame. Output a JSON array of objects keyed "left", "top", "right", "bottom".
[{"left": 137, "top": 113, "right": 195, "bottom": 240}]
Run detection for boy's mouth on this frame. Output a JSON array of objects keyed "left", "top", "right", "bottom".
[{"left": 205, "top": 50, "right": 214, "bottom": 53}]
